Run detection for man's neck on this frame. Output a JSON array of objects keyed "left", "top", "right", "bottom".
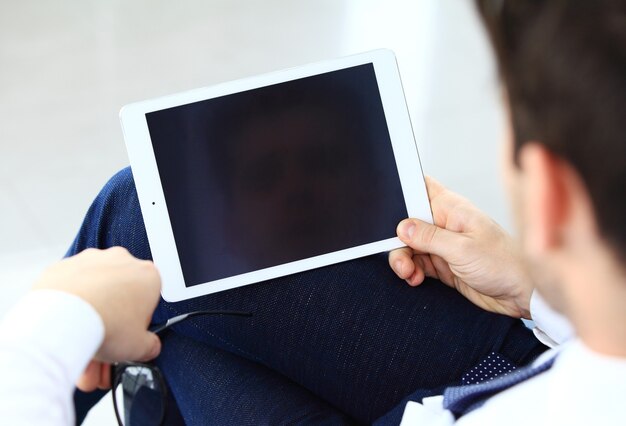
[{"left": 565, "top": 250, "right": 626, "bottom": 357}]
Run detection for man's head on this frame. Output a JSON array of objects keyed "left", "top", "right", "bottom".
[{"left": 475, "top": 0, "right": 626, "bottom": 340}]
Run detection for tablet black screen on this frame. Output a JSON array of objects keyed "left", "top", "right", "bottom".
[{"left": 146, "top": 63, "right": 408, "bottom": 286}]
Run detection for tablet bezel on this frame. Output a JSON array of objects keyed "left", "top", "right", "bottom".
[{"left": 120, "top": 49, "right": 431, "bottom": 302}]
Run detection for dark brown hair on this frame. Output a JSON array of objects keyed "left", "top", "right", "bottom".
[{"left": 475, "top": 0, "right": 626, "bottom": 261}]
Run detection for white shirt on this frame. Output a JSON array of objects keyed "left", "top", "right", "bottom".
[
  {"left": 400, "top": 292, "right": 626, "bottom": 425},
  {"left": 0, "top": 290, "right": 104, "bottom": 426}
]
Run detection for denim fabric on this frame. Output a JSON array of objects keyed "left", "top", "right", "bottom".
[{"left": 71, "top": 167, "right": 546, "bottom": 425}]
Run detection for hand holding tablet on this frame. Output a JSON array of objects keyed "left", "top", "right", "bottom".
[{"left": 120, "top": 49, "right": 431, "bottom": 301}]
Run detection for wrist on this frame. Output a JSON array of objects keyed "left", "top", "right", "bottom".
[
  {"left": 511, "top": 273, "right": 534, "bottom": 319},
  {"left": 506, "top": 241, "right": 534, "bottom": 319},
  {"left": 515, "top": 294, "right": 532, "bottom": 319}
]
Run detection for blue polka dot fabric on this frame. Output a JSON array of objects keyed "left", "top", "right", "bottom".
[
  {"left": 461, "top": 352, "right": 517, "bottom": 385},
  {"left": 444, "top": 353, "right": 557, "bottom": 418}
]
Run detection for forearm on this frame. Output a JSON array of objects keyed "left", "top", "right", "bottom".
[{"left": 0, "top": 290, "right": 103, "bottom": 425}]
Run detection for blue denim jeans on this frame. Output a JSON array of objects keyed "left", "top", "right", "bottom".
[{"left": 72, "top": 168, "right": 546, "bottom": 425}]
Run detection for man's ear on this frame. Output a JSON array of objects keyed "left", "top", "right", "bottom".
[{"left": 518, "top": 143, "right": 569, "bottom": 255}]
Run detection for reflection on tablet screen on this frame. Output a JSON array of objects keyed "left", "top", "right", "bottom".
[{"left": 146, "top": 63, "right": 408, "bottom": 286}]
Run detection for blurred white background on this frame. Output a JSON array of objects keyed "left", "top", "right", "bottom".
[{"left": 0, "top": 0, "right": 508, "bottom": 424}]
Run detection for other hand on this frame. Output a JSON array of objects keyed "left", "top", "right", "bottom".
[{"left": 33, "top": 247, "right": 162, "bottom": 390}]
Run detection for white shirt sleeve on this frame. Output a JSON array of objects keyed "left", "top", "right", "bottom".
[
  {"left": 0, "top": 290, "right": 104, "bottom": 426},
  {"left": 529, "top": 290, "right": 575, "bottom": 347}
]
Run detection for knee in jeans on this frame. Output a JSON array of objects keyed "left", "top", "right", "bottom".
[
  {"left": 105, "top": 167, "right": 135, "bottom": 194},
  {"left": 96, "top": 167, "right": 139, "bottom": 211}
]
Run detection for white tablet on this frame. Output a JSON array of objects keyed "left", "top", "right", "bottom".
[{"left": 120, "top": 49, "right": 431, "bottom": 302}]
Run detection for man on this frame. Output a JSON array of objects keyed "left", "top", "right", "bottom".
[
  {"left": 1, "top": 0, "right": 624, "bottom": 424},
  {"left": 395, "top": 1, "right": 626, "bottom": 421}
]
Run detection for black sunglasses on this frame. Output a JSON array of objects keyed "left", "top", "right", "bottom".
[{"left": 110, "top": 310, "right": 252, "bottom": 426}]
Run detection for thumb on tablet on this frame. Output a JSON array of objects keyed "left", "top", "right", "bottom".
[{"left": 396, "top": 218, "right": 459, "bottom": 257}]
